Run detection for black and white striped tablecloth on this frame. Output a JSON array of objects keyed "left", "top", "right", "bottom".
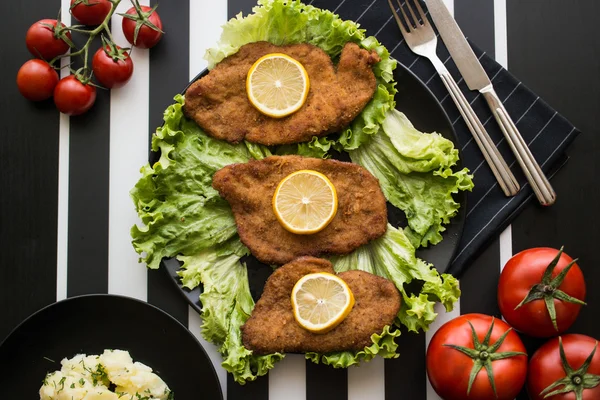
[{"left": 2, "top": 1, "right": 599, "bottom": 399}]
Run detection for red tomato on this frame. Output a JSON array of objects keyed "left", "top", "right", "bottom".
[
  {"left": 498, "top": 247, "right": 586, "bottom": 338},
  {"left": 528, "top": 334, "right": 600, "bottom": 400},
  {"left": 53, "top": 75, "right": 96, "bottom": 116},
  {"left": 16, "top": 60, "right": 59, "bottom": 101},
  {"left": 70, "top": 0, "right": 112, "bottom": 26},
  {"left": 426, "top": 313, "right": 528, "bottom": 400},
  {"left": 92, "top": 45, "right": 134, "bottom": 88},
  {"left": 121, "top": 5, "right": 163, "bottom": 49},
  {"left": 25, "top": 19, "right": 71, "bottom": 60}
]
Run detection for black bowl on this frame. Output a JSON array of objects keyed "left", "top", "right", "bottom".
[{"left": 0, "top": 294, "right": 223, "bottom": 399}]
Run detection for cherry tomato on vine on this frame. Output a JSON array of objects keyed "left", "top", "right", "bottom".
[
  {"left": 528, "top": 334, "right": 600, "bottom": 400},
  {"left": 498, "top": 247, "right": 586, "bottom": 338},
  {"left": 70, "top": 0, "right": 113, "bottom": 26},
  {"left": 121, "top": 4, "right": 163, "bottom": 49},
  {"left": 53, "top": 75, "right": 96, "bottom": 116},
  {"left": 16, "top": 60, "right": 59, "bottom": 101},
  {"left": 426, "top": 313, "right": 528, "bottom": 400},
  {"left": 92, "top": 44, "right": 134, "bottom": 88},
  {"left": 25, "top": 19, "right": 72, "bottom": 60}
]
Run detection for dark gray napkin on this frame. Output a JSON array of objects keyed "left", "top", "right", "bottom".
[{"left": 391, "top": 28, "right": 580, "bottom": 277}]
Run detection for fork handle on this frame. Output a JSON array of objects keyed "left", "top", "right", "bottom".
[
  {"left": 480, "top": 86, "right": 556, "bottom": 206},
  {"left": 432, "top": 60, "right": 520, "bottom": 197}
]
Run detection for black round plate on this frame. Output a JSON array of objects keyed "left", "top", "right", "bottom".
[
  {"left": 0, "top": 294, "right": 223, "bottom": 399},
  {"left": 160, "top": 61, "right": 467, "bottom": 313}
]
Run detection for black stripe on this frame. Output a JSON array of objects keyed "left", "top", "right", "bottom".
[
  {"left": 227, "top": 374, "right": 272, "bottom": 399},
  {"left": 507, "top": 2, "right": 600, "bottom": 399},
  {"left": 228, "top": 0, "right": 255, "bottom": 17},
  {"left": 459, "top": 239, "right": 501, "bottom": 316},
  {"left": 0, "top": 0, "right": 61, "bottom": 340},
  {"left": 67, "top": 25, "right": 110, "bottom": 297},
  {"left": 306, "top": 362, "right": 348, "bottom": 400},
  {"left": 454, "top": 0, "right": 495, "bottom": 57},
  {"left": 385, "top": 330, "right": 426, "bottom": 400},
  {"left": 146, "top": 0, "right": 191, "bottom": 326}
]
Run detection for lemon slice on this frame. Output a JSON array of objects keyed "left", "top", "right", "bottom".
[
  {"left": 291, "top": 272, "right": 355, "bottom": 334},
  {"left": 246, "top": 53, "right": 310, "bottom": 118},
  {"left": 272, "top": 170, "right": 338, "bottom": 235}
]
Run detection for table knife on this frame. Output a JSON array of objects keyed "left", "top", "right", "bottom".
[{"left": 426, "top": 0, "right": 556, "bottom": 206}]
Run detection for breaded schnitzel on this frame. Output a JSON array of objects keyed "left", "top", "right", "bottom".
[
  {"left": 183, "top": 41, "right": 380, "bottom": 145},
  {"left": 242, "top": 257, "right": 401, "bottom": 354},
  {"left": 212, "top": 155, "right": 388, "bottom": 265}
]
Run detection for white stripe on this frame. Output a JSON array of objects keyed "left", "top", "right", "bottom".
[
  {"left": 56, "top": 0, "right": 71, "bottom": 302},
  {"left": 348, "top": 357, "right": 385, "bottom": 400},
  {"left": 269, "top": 355, "right": 307, "bottom": 399},
  {"left": 189, "top": 1, "right": 229, "bottom": 398},
  {"left": 495, "top": 0, "right": 511, "bottom": 273},
  {"left": 494, "top": 0, "right": 508, "bottom": 69},
  {"left": 107, "top": 0, "right": 149, "bottom": 301},
  {"left": 499, "top": 226, "right": 512, "bottom": 271}
]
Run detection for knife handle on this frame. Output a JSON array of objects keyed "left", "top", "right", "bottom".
[
  {"left": 431, "top": 60, "right": 520, "bottom": 197},
  {"left": 481, "top": 86, "right": 556, "bottom": 206}
]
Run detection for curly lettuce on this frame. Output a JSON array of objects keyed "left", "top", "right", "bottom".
[
  {"left": 331, "top": 225, "right": 461, "bottom": 333},
  {"left": 178, "top": 240, "right": 284, "bottom": 384},
  {"left": 204, "top": 0, "right": 397, "bottom": 153},
  {"left": 350, "top": 110, "right": 474, "bottom": 248},
  {"left": 130, "top": 95, "right": 269, "bottom": 270},
  {"left": 306, "top": 325, "right": 401, "bottom": 368}
]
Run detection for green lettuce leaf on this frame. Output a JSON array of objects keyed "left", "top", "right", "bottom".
[
  {"left": 178, "top": 240, "right": 284, "bottom": 384},
  {"left": 350, "top": 109, "right": 474, "bottom": 248},
  {"left": 130, "top": 95, "right": 270, "bottom": 269},
  {"left": 306, "top": 325, "right": 401, "bottom": 368},
  {"left": 204, "top": 0, "right": 396, "bottom": 154},
  {"left": 331, "top": 225, "right": 461, "bottom": 333}
]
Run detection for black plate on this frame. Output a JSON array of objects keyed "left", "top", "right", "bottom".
[
  {"left": 159, "top": 61, "right": 466, "bottom": 313},
  {"left": 0, "top": 294, "right": 223, "bottom": 399}
]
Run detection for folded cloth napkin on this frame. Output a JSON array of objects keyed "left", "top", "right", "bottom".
[{"left": 385, "top": 23, "right": 580, "bottom": 277}]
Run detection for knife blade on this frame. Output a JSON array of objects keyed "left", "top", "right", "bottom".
[
  {"left": 425, "top": 0, "right": 557, "bottom": 206},
  {"left": 425, "top": 0, "right": 490, "bottom": 91}
]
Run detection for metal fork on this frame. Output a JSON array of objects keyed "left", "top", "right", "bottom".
[{"left": 388, "top": 0, "right": 520, "bottom": 197}]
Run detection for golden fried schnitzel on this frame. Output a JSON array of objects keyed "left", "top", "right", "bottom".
[
  {"left": 212, "top": 155, "right": 388, "bottom": 265},
  {"left": 183, "top": 41, "right": 380, "bottom": 145},
  {"left": 241, "top": 257, "right": 401, "bottom": 354}
]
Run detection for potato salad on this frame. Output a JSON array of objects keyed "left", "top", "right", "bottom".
[{"left": 39, "top": 349, "right": 173, "bottom": 400}]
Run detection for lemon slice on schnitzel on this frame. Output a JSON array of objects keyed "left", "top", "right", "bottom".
[
  {"left": 272, "top": 170, "right": 338, "bottom": 235},
  {"left": 246, "top": 53, "right": 310, "bottom": 118},
  {"left": 291, "top": 272, "right": 355, "bottom": 334}
]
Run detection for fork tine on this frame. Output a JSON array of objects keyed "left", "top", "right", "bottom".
[
  {"left": 413, "top": 0, "right": 429, "bottom": 26},
  {"left": 387, "top": 0, "right": 409, "bottom": 34},
  {"left": 397, "top": 1, "right": 416, "bottom": 31},
  {"left": 405, "top": 0, "right": 421, "bottom": 28}
]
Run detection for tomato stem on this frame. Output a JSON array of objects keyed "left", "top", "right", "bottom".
[
  {"left": 49, "top": 0, "right": 123, "bottom": 80},
  {"left": 514, "top": 246, "right": 586, "bottom": 331},
  {"left": 540, "top": 337, "right": 600, "bottom": 399},
  {"left": 443, "top": 318, "right": 527, "bottom": 398}
]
